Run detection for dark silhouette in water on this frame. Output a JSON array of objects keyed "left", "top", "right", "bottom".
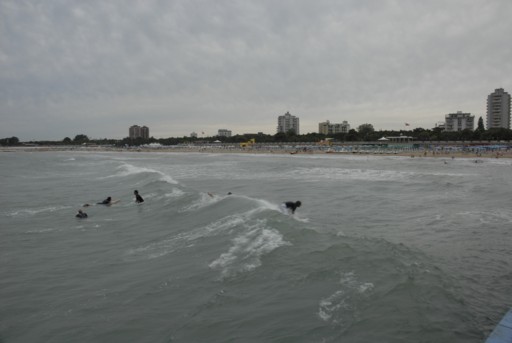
[
  {"left": 283, "top": 201, "right": 302, "bottom": 214},
  {"left": 75, "top": 209, "right": 88, "bottom": 218},
  {"left": 97, "top": 197, "right": 112, "bottom": 205},
  {"left": 134, "top": 190, "right": 144, "bottom": 203}
]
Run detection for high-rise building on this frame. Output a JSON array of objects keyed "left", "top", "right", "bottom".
[
  {"left": 487, "top": 88, "right": 511, "bottom": 129},
  {"left": 445, "top": 111, "right": 474, "bottom": 132},
  {"left": 318, "top": 120, "right": 350, "bottom": 135},
  {"left": 277, "top": 111, "right": 299, "bottom": 134},
  {"left": 129, "top": 125, "right": 149, "bottom": 139},
  {"left": 140, "top": 126, "right": 149, "bottom": 139},
  {"left": 129, "top": 125, "right": 140, "bottom": 139}
]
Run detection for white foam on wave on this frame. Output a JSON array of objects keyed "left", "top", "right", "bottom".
[
  {"left": 126, "top": 210, "right": 256, "bottom": 261},
  {"left": 318, "top": 271, "right": 374, "bottom": 324},
  {"left": 25, "top": 227, "right": 61, "bottom": 234},
  {"left": 291, "top": 167, "right": 416, "bottom": 182},
  {"left": 6, "top": 205, "right": 72, "bottom": 217},
  {"left": 238, "top": 196, "right": 310, "bottom": 222},
  {"left": 209, "top": 220, "right": 291, "bottom": 278},
  {"left": 126, "top": 194, "right": 303, "bottom": 262},
  {"left": 100, "top": 163, "right": 178, "bottom": 184},
  {"left": 191, "top": 214, "right": 248, "bottom": 239},
  {"left": 179, "top": 192, "right": 220, "bottom": 212},
  {"left": 456, "top": 210, "right": 512, "bottom": 224},
  {"left": 284, "top": 167, "right": 470, "bottom": 183},
  {"left": 148, "top": 188, "right": 302, "bottom": 224},
  {"left": 149, "top": 188, "right": 185, "bottom": 201}
]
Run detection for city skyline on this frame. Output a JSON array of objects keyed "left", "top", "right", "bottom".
[{"left": 1, "top": 1, "right": 512, "bottom": 141}]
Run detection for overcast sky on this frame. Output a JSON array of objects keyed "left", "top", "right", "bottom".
[{"left": 1, "top": 0, "right": 512, "bottom": 140}]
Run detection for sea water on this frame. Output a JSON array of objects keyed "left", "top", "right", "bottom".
[{"left": 1, "top": 151, "right": 511, "bottom": 342}]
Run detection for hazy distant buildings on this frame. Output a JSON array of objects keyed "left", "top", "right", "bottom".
[
  {"left": 277, "top": 111, "right": 299, "bottom": 134},
  {"left": 129, "top": 125, "right": 149, "bottom": 139},
  {"left": 445, "top": 111, "right": 474, "bottom": 132},
  {"left": 318, "top": 120, "right": 350, "bottom": 135},
  {"left": 487, "top": 88, "right": 511, "bottom": 129},
  {"left": 217, "top": 129, "right": 232, "bottom": 137}
]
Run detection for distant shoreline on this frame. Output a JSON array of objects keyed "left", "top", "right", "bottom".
[{"left": 1, "top": 145, "right": 511, "bottom": 160}]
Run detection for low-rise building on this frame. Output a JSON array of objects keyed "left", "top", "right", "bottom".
[
  {"left": 435, "top": 121, "right": 446, "bottom": 130},
  {"left": 445, "top": 111, "right": 474, "bottom": 132},
  {"left": 318, "top": 120, "right": 350, "bottom": 135}
]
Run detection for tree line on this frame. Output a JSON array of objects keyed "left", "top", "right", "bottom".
[{"left": 3, "top": 118, "right": 512, "bottom": 146}]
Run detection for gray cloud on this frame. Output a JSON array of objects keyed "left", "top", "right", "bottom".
[{"left": 1, "top": 0, "right": 511, "bottom": 140}]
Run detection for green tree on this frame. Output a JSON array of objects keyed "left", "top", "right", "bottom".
[
  {"left": 357, "top": 124, "right": 375, "bottom": 141},
  {"left": 416, "top": 131, "right": 431, "bottom": 141},
  {"left": 0, "top": 136, "right": 19, "bottom": 146},
  {"left": 286, "top": 129, "right": 298, "bottom": 138},
  {"left": 477, "top": 117, "right": 485, "bottom": 131},
  {"left": 488, "top": 128, "right": 512, "bottom": 141},
  {"left": 73, "top": 134, "right": 89, "bottom": 144},
  {"left": 63, "top": 137, "right": 72, "bottom": 144},
  {"left": 274, "top": 132, "right": 287, "bottom": 142},
  {"left": 460, "top": 129, "right": 474, "bottom": 141},
  {"left": 332, "top": 132, "right": 347, "bottom": 142},
  {"left": 346, "top": 129, "right": 359, "bottom": 141}
]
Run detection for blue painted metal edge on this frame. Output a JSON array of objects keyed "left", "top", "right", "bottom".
[{"left": 485, "top": 309, "right": 512, "bottom": 343}]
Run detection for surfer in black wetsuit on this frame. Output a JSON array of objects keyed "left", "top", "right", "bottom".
[
  {"left": 134, "top": 190, "right": 144, "bottom": 203},
  {"left": 283, "top": 201, "right": 302, "bottom": 214},
  {"left": 75, "top": 209, "right": 88, "bottom": 218},
  {"left": 97, "top": 197, "right": 112, "bottom": 205}
]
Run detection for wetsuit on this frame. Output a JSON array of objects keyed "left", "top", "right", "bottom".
[
  {"left": 135, "top": 194, "right": 144, "bottom": 203},
  {"left": 98, "top": 198, "right": 111, "bottom": 205},
  {"left": 76, "top": 211, "right": 88, "bottom": 218},
  {"left": 284, "top": 201, "right": 300, "bottom": 214}
]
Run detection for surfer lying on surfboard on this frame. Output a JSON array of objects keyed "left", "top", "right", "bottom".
[{"left": 97, "top": 197, "right": 120, "bottom": 205}]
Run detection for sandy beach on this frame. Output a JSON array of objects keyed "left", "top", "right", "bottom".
[{"left": 2, "top": 144, "right": 511, "bottom": 160}]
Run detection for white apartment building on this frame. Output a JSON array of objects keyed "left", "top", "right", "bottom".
[
  {"left": 217, "top": 129, "right": 232, "bottom": 137},
  {"left": 277, "top": 111, "right": 299, "bottom": 134},
  {"left": 445, "top": 111, "right": 474, "bottom": 132},
  {"left": 318, "top": 120, "right": 351, "bottom": 135},
  {"left": 487, "top": 88, "right": 511, "bottom": 129}
]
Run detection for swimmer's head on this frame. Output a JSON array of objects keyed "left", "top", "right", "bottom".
[{"left": 134, "top": 190, "right": 139, "bottom": 194}]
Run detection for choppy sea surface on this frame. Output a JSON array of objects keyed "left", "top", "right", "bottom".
[{"left": 1, "top": 151, "right": 511, "bottom": 343}]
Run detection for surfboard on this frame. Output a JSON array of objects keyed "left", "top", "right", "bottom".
[
  {"left": 279, "top": 203, "right": 291, "bottom": 215},
  {"left": 96, "top": 199, "right": 120, "bottom": 206}
]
